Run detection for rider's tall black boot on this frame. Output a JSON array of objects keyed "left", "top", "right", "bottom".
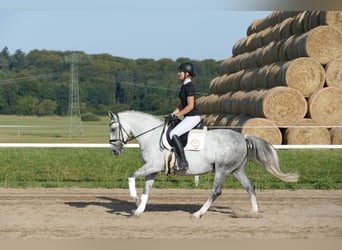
[{"left": 171, "top": 135, "right": 189, "bottom": 171}]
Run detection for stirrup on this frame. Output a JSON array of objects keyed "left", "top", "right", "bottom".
[{"left": 176, "top": 159, "right": 188, "bottom": 171}]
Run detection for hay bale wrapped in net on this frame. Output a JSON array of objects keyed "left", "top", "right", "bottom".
[
  {"left": 276, "top": 57, "right": 326, "bottom": 97},
  {"left": 285, "top": 25, "right": 342, "bottom": 65},
  {"left": 330, "top": 125, "right": 342, "bottom": 144},
  {"left": 308, "top": 87, "right": 342, "bottom": 126},
  {"left": 284, "top": 119, "right": 331, "bottom": 144},
  {"left": 325, "top": 57, "right": 342, "bottom": 88},
  {"left": 229, "top": 114, "right": 282, "bottom": 145}
]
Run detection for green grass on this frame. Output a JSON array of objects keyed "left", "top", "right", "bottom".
[
  {"left": 0, "top": 115, "right": 108, "bottom": 143},
  {"left": 0, "top": 115, "right": 341, "bottom": 190},
  {"left": 0, "top": 148, "right": 340, "bottom": 189}
]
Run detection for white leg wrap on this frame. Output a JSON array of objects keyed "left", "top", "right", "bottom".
[
  {"left": 251, "top": 194, "right": 258, "bottom": 212},
  {"left": 135, "top": 194, "right": 148, "bottom": 215},
  {"left": 128, "top": 177, "right": 137, "bottom": 198}
]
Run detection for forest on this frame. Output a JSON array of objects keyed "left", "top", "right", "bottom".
[{"left": 0, "top": 47, "right": 221, "bottom": 116}]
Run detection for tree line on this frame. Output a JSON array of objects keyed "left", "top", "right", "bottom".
[{"left": 0, "top": 47, "right": 221, "bottom": 116}]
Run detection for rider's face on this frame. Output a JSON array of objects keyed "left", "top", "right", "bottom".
[{"left": 178, "top": 71, "right": 187, "bottom": 81}]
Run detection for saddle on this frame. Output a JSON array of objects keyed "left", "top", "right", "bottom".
[{"left": 160, "top": 115, "right": 207, "bottom": 175}]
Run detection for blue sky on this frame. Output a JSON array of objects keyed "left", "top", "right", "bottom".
[{"left": 0, "top": 1, "right": 273, "bottom": 60}]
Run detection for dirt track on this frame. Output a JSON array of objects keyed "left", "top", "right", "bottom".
[{"left": 0, "top": 188, "right": 341, "bottom": 239}]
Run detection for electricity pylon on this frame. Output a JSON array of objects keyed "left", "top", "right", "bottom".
[{"left": 65, "top": 53, "right": 84, "bottom": 137}]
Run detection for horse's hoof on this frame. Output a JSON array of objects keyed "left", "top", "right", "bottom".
[
  {"left": 190, "top": 213, "right": 202, "bottom": 219},
  {"left": 130, "top": 209, "right": 141, "bottom": 217}
]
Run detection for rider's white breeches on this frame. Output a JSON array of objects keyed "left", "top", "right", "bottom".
[{"left": 169, "top": 115, "right": 201, "bottom": 139}]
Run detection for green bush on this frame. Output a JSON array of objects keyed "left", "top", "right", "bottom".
[{"left": 81, "top": 112, "right": 101, "bottom": 121}]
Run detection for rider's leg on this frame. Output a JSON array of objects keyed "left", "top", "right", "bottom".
[
  {"left": 171, "top": 135, "right": 188, "bottom": 170},
  {"left": 169, "top": 116, "right": 200, "bottom": 171}
]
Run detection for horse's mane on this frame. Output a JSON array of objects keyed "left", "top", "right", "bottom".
[{"left": 119, "top": 110, "right": 163, "bottom": 125}]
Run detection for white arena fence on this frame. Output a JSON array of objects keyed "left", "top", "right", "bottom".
[
  {"left": 0, "top": 143, "right": 341, "bottom": 149},
  {"left": 0, "top": 124, "right": 341, "bottom": 149}
]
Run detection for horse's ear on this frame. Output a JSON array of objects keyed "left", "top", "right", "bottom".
[{"left": 109, "top": 111, "right": 114, "bottom": 119}]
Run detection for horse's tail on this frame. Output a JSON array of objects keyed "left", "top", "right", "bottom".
[{"left": 244, "top": 134, "right": 299, "bottom": 183}]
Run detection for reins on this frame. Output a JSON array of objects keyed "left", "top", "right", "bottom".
[{"left": 125, "top": 123, "right": 164, "bottom": 143}]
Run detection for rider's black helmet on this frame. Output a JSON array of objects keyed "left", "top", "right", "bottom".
[{"left": 178, "top": 62, "right": 196, "bottom": 77}]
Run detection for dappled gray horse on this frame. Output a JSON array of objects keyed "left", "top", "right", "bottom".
[{"left": 109, "top": 110, "right": 299, "bottom": 217}]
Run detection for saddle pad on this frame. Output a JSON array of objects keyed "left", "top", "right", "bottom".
[{"left": 184, "top": 126, "right": 207, "bottom": 151}]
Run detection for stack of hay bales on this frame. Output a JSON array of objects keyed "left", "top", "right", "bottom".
[{"left": 197, "top": 11, "right": 342, "bottom": 145}]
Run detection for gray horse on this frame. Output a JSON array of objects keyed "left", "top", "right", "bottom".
[{"left": 109, "top": 110, "right": 299, "bottom": 218}]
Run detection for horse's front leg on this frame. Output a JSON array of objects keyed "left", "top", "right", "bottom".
[
  {"left": 128, "top": 165, "right": 156, "bottom": 207},
  {"left": 128, "top": 162, "right": 162, "bottom": 216},
  {"left": 132, "top": 173, "right": 157, "bottom": 216},
  {"left": 128, "top": 177, "right": 140, "bottom": 207}
]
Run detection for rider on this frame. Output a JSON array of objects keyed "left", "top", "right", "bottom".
[{"left": 169, "top": 62, "right": 201, "bottom": 170}]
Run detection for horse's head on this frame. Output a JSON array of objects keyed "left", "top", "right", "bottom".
[{"left": 108, "top": 111, "right": 126, "bottom": 155}]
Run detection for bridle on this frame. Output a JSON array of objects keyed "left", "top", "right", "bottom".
[{"left": 109, "top": 113, "right": 163, "bottom": 147}]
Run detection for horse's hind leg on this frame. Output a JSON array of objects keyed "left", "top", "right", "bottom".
[
  {"left": 232, "top": 168, "right": 258, "bottom": 212},
  {"left": 192, "top": 170, "right": 227, "bottom": 218}
]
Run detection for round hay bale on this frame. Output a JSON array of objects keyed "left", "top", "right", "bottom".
[
  {"left": 232, "top": 37, "right": 247, "bottom": 57},
  {"left": 247, "top": 11, "right": 301, "bottom": 35},
  {"left": 262, "top": 87, "right": 308, "bottom": 127},
  {"left": 261, "top": 41, "right": 280, "bottom": 65},
  {"left": 276, "top": 57, "right": 326, "bottom": 97},
  {"left": 266, "top": 63, "right": 282, "bottom": 88},
  {"left": 196, "top": 96, "right": 207, "bottom": 113},
  {"left": 208, "top": 87, "right": 307, "bottom": 127},
  {"left": 209, "top": 76, "right": 225, "bottom": 94},
  {"left": 284, "top": 119, "right": 331, "bottom": 144},
  {"left": 308, "top": 87, "right": 342, "bottom": 126},
  {"left": 239, "top": 53, "right": 259, "bottom": 70},
  {"left": 210, "top": 72, "right": 245, "bottom": 94},
  {"left": 215, "top": 114, "right": 236, "bottom": 127},
  {"left": 196, "top": 94, "right": 220, "bottom": 114},
  {"left": 325, "top": 57, "right": 342, "bottom": 88},
  {"left": 279, "top": 17, "right": 294, "bottom": 38},
  {"left": 296, "top": 26, "right": 342, "bottom": 65},
  {"left": 291, "top": 11, "right": 307, "bottom": 34},
  {"left": 318, "top": 11, "right": 342, "bottom": 33},
  {"left": 201, "top": 114, "right": 221, "bottom": 126},
  {"left": 219, "top": 57, "right": 240, "bottom": 75},
  {"left": 217, "top": 92, "right": 234, "bottom": 114},
  {"left": 330, "top": 125, "right": 342, "bottom": 144},
  {"left": 229, "top": 114, "right": 282, "bottom": 145}
]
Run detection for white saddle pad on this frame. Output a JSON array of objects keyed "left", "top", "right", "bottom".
[
  {"left": 184, "top": 126, "right": 207, "bottom": 151},
  {"left": 161, "top": 126, "right": 207, "bottom": 151}
]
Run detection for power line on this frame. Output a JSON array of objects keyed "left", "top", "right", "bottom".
[
  {"left": 114, "top": 81, "right": 208, "bottom": 96},
  {"left": 0, "top": 73, "right": 60, "bottom": 85}
]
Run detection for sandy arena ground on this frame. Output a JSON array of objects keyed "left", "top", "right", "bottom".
[{"left": 0, "top": 188, "right": 341, "bottom": 239}]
